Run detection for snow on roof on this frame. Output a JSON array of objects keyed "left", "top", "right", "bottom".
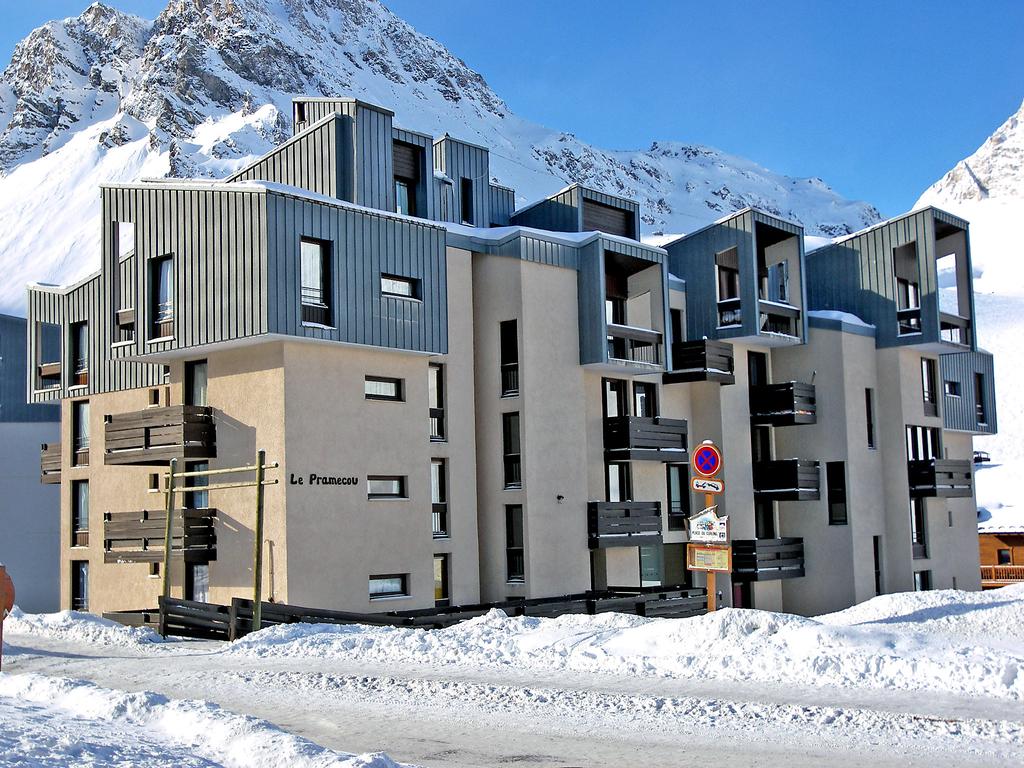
[
  {"left": 976, "top": 461, "right": 1024, "bottom": 534},
  {"left": 807, "top": 310, "right": 875, "bottom": 328},
  {"left": 442, "top": 221, "right": 667, "bottom": 254}
]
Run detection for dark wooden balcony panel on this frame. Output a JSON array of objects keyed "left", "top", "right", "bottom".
[
  {"left": 753, "top": 459, "right": 820, "bottom": 501},
  {"left": 664, "top": 340, "right": 735, "bottom": 385},
  {"left": 732, "top": 538, "right": 805, "bottom": 581},
  {"left": 116, "top": 308, "right": 136, "bottom": 327},
  {"left": 38, "top": 361, "right": 61, "bottom": 379},
  {"left": 104, "top": 405, "right": 216, "bottom": 466},
  {"left": 588, "top": 501, "right": 662, "bottom": 549},
  {"left": 40, "top": 442, "right": 61, "bottom": 484},
  {"left": 749, "top": 382, "right": 817, "bottom": 426},
  {"left": 603, "top": 416, "right": 688, "bottom": 461},
  {"left": 908, "top": 459, "right": 972, "bottom": 498},
  {"left": 103, "top": 508, "right": 217, "bottom": 564}
]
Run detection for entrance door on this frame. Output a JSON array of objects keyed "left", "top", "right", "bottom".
[{"left": 747, "top": 351, "right": 768, "bottom": 387}]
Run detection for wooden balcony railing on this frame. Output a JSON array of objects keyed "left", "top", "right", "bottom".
[
  {"left": 752, "top": 459, "right": 820, "bottom": 501},
  {"left": 587, "top": 501, "right": 662, "bottom": 549},
  {"left": 732, "top": 538, "right": 805, "bottom": 581},
  {"left": 603, "top": 416, "right": 688, "bottom": 462},
  {"left": 664, "top": 339, "right": 735, "bottom": 385},
  {"left": 749, "top": 382, "right": 817, "bottom": 426},
  {"left": 606, "top": 323, "right": 663, "bottom": 367},
  {"left": 940, "top": 312, "right": 971, "bottom": 347},
  {"left": 980, "top": 565, "right": 1024, "bottom": 586},
  {"left": 758, "top": 300, "right": 800, "bottom": 337},
  {"left": 40, "top": 442, "right": 61, "bottom": 484},
  {"left": 908, "top": 458, "right": 972, "bottom": 498},
  {"left": 103, "top": 508, "right": 217, "bottom": 564},
  {"left": 104, "top": 405, "right": 216, "bottom": 466}
]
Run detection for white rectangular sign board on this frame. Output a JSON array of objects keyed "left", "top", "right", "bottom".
[{"left": 688, "top": 506, "right": 729, "bottom": 544}]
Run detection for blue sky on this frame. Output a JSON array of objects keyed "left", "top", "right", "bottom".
[{"left": 3, "top": 1, "right": 1021, "bottom": 216}]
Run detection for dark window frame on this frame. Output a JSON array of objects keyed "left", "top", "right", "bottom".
[
  {"left": 71, "top": 560, "right": 89, "bottom": 611},
  {"left": 429, "top": 363, "right": 446, "bottom": 441},
  {"left": 460, "top": 177, "right": 474, "bottom": 225},
  {"left": 921, "top": 357, "right": 938, "bottom": 416},
  {"left": 975, "top": 372, "right": 988, "bottom": 425},
  {"left": 70, "top": 321, "right": 89, "bottom": 386},
  {"left": 633, "top": 381, "right": 658, "bottom": 418},
  {"left": 865, "top": 388, "right": 877, "bottom": 449},
  {"left": 433, "top": 554, "right": 450, "bottom": 607},
  {"left": 431, "top": 458, "right": 449, "bottom": 538},
  {"left": 367, "top": 475, "right": 407, "bottom": 500},
  {"left": 365, "top": 376, "right": 405, "bottom": 402},
  {"left": 149, "top": 254, "right": 175, "bottom": 339},
  {"left": 910, "top": 497, "right": 928, "bottom": 559},
  {"left": 369, "top": 573, "right": 409, "bottom": 599},
  {"left": 502, "top": 412, "right": 522, "bottom": 490},
  {"left": 500, "top": 319, "right": 520, "bottom": 397},
  {"left": 185, "top": 359, "right": 208, "bottom": 407},
  {"left": 826, "top": 461, "right": 848, "bottom": 525},
  {"left": 667, "top": 463, "right": 689, "bottom": 530},
  {"left": 72, "top": 400, "right": 90, "bottom": 466},
  {"left": 381, "top": 273, "right": 421, "bottom": 301},
  {"left": 300, "top": 237, "right": 332, "bottom": 326},
  {"left": 602, "top": 378, "right": 629, "bottom": 419},
  {"left": 71, "top": 479, "right": 89, "bottom": 548},
  {"left": 505, "top": 504, "right": 525, "bottom": 583}
]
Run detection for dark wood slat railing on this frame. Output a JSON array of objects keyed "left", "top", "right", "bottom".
[
  {"left": 104, "top": 405, "right": 216, "bottom": 466},
  {"left": 40, "top": 442, "right": 61, "bottom": 484},
  {"left": 732, "top": 538, "right": 805, "bottom": 581},
  {"left": 664, "top": 339, "right": 735, "bottom": 385},
  {"left": 749, "top": 382, "right": 817, "bottom": 426},
  {"left": 908, "top": 459, "right": 972, "bottom": 498},
  {"left": 587, "top": 501, "right": 662, "bottom": 548},
  {"left": 103, "top": 508, "right": 217, "bottom": 564},
  {"left": 752, "top": 459, "right": 820, "bottom": 501},
  {"left": 603, "top": 416, "right": 687, "bottom": 461}
]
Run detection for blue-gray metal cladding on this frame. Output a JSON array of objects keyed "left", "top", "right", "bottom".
[
  {"left": 510, "top": 185, "right": 641, "bottom": 240},
  {"left": 488, "top": 184, "right": 515, "bottom": 227},
  {"left": 806, "top": 209, "right": 957, "bottom": 349},
  {"left": 229, "top": 114, "right": 343, "bottom": 199},
  {"left": 580, "top": 186, "right": 640, "bottom": 240},
  {"left": 0, "top": 314, "right": 58, "bottom": 421},
  {"left": 393, "top": 126, "right": 437, "bottom": 221},
  {"left": 433, "top": 136, "right": 490, "bottom": 226},
  {"left": 940, "top": 350, "right": 997, "bottom": 435},
  {"left": 576, "top": 240, "right": 606, "bottom": 365},
  {"left": 354, "top": 104, "right": 395, "bottom": 212},
  {"left": 266, "top": 191, "right": 447, "bottom": 354}
]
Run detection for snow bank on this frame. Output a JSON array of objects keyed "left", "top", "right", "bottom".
[
  {"left": 976, "top": 460, "right": 1024, "bottom": 533},
  {"left": 229, "top": 587, "right": 1024, "bottom": 701},
  {"left": 3, "top": 607, "right": 164, "bottom": 647},
  {"left": 0, "top": 673, "right": 404, "bottom": 768}
]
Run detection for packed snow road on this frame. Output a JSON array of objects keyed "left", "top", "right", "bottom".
[{"left": 2, "top": 586, "right": 1023, "bottom": 767}]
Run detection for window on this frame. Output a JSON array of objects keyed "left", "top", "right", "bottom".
[
  {"left": 633, "top": 382, "right": 657, "bottom": 418},
  {"left": 381, "top": 274, "right": 419, "bottom": 300},
  {"left": 71, "top": 561, "right": 89, "bottom": 611},
  {"left": 431, "top": 459, "right": 448, "bottom": 537},
  {"left": 295, "top": 101, "right": 306, "bottom": 124},
  {"left": 115, "top": 221, "right": 135, "bottom": 258},
  {"left": 716, "top": 247, "right": 741, "bottom": 326},
  {"left": 826, "top": 462, "right": 848, "bottom": 525},
  {"left": 910, "top": 498, "right": 927, "bottom": 559},
  {"left": 433, "top": 554, "right": 450, "bottom": 607},
  {"left": 921, "top": 358, "right": 938, "bottom": 416},
  {"left": 185, "top": 461, "right": 209, "bottom": 510},
  {"left": 500, "top": 320, "right": 519, "bottom": 397},
  {"left": 766, "top": 260, "right": 789, "bottom": 303},
  {"left": 460, "top": 177, "right": 474, "bottom": 225},
  {"left": 755, "top": 499, "right": 776, "bottom": 539},
  {"left": 873, "top": 536, "right": 883, "bottom": 596},
  {"left": 603, "top": 378, "right": 628, "bottom": 418},
  {"left": 667, "top": 463, "right": 689, "bottom": 530},
  {"left": 149, "top": 388, "right": 161, "bottom": 406},
  {"left": 367, "top": 476, "right": 406, "bottom": 499},
  {"left": 865, "top": 388, "right": 876, "bottom": 449},
  {"left": 606, "top": 462, "right": 632, "bottom": 502},
  {"left": 149, "top": 562, "right": 160, "bottom": 578},
  {"left": 71, "top": 480, "right": 89, "bottom": 547},
  {"left": 395, "top": 178, "right": 414, "bottom": 217},
  {"left": 300, "top": 238, "right": 331, "bottom": 325},
  {"left": 185, "top": 360, "right": 208, "bottom": 407},
  {"left": 906, "top": 425, "right": 940, "bottom": 461},
  {"left": 365, "top": 376, "right": 404, "bottom": 401},
  {"left": 944, "top": 380, "right": 961, "bottom": 397},
  {"left": 72, "top": 400, "right": 90, "bottom": 466},
  {"left": 186, "top": 564, "right": 209, "bottom": 602},
  {"left": 998, "top": 549, "right": 1012, "bottom": 565},
  {"left": 506, "top": 505, "right": 525, "bottom": 583},
  {"left": 639, "top": 544, "right": 663, "bottom": 587},
  {"left": 36, "top": 321, "right": 61, "bottom": 389},
  {"left": 70, "top": 322, "right": 88, "bottom": 386},
  {"left": 975, "top": 373, "right": 987, "bottom": 425},
  {"left": 502, "top": 412, "right": 521, "bottom": 490},
  {"left": 150, "top": 255, "right": 174, "bottom": 338},
  {"left": 369, "top": 574, "right": 408, "bottom": 599},
  {"left": 913, "top": 570, "right": 932, "bottom": 592},
  {"left": 429, "top": 364, "right": 446, "bottom": 441},
  {"left": 393, "top": 141, "right": 420, "bottom": 217}
]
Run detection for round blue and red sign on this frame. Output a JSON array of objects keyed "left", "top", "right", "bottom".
[{"left": 691, "top": 443, "right": 723, "bottom": 478}]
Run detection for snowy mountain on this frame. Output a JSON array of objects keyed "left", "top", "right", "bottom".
[
  {"left": 0, "top": 0, "right": 881, "bottom": 313},
  {"left": 916, "top": 100, "right": 1024, "bottom": 463}
]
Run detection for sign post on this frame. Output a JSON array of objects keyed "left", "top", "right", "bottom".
[
  {"left": 688, "top": 440, "right": 729, "bottom": 612},
  {"left": 0, "top": 565, "right": 14, "bottom": 671}
]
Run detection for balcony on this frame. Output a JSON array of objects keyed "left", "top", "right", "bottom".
[
  {"left": 587, "top": 501, "right": 662, "bottom": 549},
  {"left": 758, "top": 301, "right": 800, "bottom": 337},
  {"left": 753, "top": 459, "right": 820, "bottom": 501},
  {"left": 749, "top": 382, "right": 817, "bottom": 426},
  {"left": 37, "top": 361, "right": 61, "bottom": 389},
  {"left": 908, "top": 458, "right": 972, "bottom": 498},
  {"left": 717, "top": 297, "right": 742, "bottom": 328},
  {"left": 432, "top": 503, "right": 449, "bottom": 538},
  {"left": 103, "top": 508, "right": 217, "bottom": 564},
  {"left": 104, "top": 405, "right": 216, "bottom": 466},
  {"left": 940, "top": 312, "right": 971, "bottom": 347},
  {"left": 732, "top": 538, "right": 805, "bottom": 581},
  {"left": 897, "top": 307, "right": 922, "bottom": 336},
  {"left": 40, "top": 442, "right": 61, "bottom": 484},
  {"left": 981, "top": 565, "right": 1024, "bottom": 589},
  {"left": 603, "top": 416, "right": 688, "bottom": 461},
  {"left": 663, "top": 340, "right": 735, "bottom": 385},
  {"left": 606, "top": 324, "right": 663, "bottom": 369}
]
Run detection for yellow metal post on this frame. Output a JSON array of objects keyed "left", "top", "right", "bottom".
[
  {"left": 705, "top": 490, "right": 716, "bottom": 612},
  {"left": 160, "top": 458, "right": 177, "bottom": 636},
  {"left": 252, "top": 449, "right": 266, "bottom": 633}
]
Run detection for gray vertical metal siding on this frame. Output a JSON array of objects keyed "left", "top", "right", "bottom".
[
  {"left": 291, "top": 98, "right": 358, "bottom": 135},
  {"left": 433, "top": 136, "right": 490, "bottom": 226},
  {"left": 940, "top": 350, "right": 997, "bottom": 434},
  {"left": 0, "top": 314, "right": 58, "bottom": 421},
  {"left": 265, "top": 191, "right": 448, "bottom": 354},
  {"left": 488, "top": 183, "right": 515, "bottom": 227},
  {"left": 577, "top": 240, "right": 606, "bottom": 365},
  {"left": 580, "top": 187, "right": 640, "bottom": 240},
  {"left": 392, "top": 126, "right": 436, "bottom": 221},
  {"left": 510, "top": 185, "right": 579, "bottom": 232},
  {"left": 354, "top": 105, "right": 394, "bottom": 212}
]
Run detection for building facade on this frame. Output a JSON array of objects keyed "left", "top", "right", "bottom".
[{"left": 26, "top": 96, "right": 997, "bottom": 617}]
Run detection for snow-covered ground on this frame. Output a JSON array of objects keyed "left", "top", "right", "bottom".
[{"left": 2, "top": 585, "right": 1023, "bottom": 767}]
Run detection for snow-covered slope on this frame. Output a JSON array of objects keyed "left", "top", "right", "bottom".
[
  {"left": 0, "top": 0, "right": 881, "bottom": 313},
  {"left": 916, "top": 100, "right": 1024, "bottom": 464}
]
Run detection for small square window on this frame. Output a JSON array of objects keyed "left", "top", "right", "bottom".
[
  {"left": 944, "top": 380, "right": 961, "bottom": 397},
  {"left": 149, "top": 562, "right": 160, "bottom": 578},
  {"left": 998, "top": 549, "right": 1012, "bottom": 565},
  {"left": 365, "top": 376, "right": 404, "bottom": 401},
  {"left": 149, "top": 473, "right": 160, "bottom": 491},
  {"left": 149, "top": 388, "right": 161, "bottom": 406},
  {"left": 381, "top": 274, "right": 420, "bottom": 300}
]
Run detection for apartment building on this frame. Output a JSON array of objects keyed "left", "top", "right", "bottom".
[{"left": 26, "top": 96, "right": 996, "bottom": 617}]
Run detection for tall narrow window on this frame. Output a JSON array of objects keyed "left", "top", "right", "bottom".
[
  {"left": 975, "top": 373, "right": 987, "bottom": 425},
  {"left": 755, "top": 499, "right": 776, "bottom": 539},
  {"left": 865, "top": 388, "right": 876, "bottom": 449},
  {"left": 873, "top": 536, "right": 883, "bottom": 596},
  {"left": 395, "top": 179, "right": 413, "bottom": 217},
  {"left": 603, "top": 378, "right": 628, "bottom": 418},
  {"left": 429, "top": 363, "right": 446, "bottom": 441},
  {"left": 716, "top": 247, "right": 741, "bottom": 326},
  {"left": 433, "top": 554, "right": 450, "bottom": 607},
  {"left": 460, "top": 177, "right": 474, "bottom": 225},
  {"left": 151, "top": 255, "right": 174, "bottom": 338},
  {"left": 71, "top": 560, "right": 89, "bottom": 611},
  {"left": 185, "top": 360, "right": 208, "bottom": 407},
  {"left": 910, "top": 498, "right": 927, "bottom": 559},
  {"left": 606, "top": 462, "right": 632, "bottom": 503},
  {"left": 72, "top": 400, "right": 90, "bottom": 467},
  {"left": 667, "top": 463, "right": 689, "bottom": 530},
  {"left": 505, "top": 505, "right": 525, "bottom": 583},
  {"left": 71, "top": 480, "right": 89, "bottom": 547},
  {"left": 431, "top": 458, "right": 448, "bottom": 538},
  {"left": 921, "top": 358, "right": 938, "bottom": 417},
  {"left": 766, "top": 260, "right": 789, "bottom": 303},
  {"left": 500, "top": 320, "right": 519, "bottom": 397},
  {"left": 906, "top": 425, "right": 940, "bottom": 461},
  {"left": 300, "top": 238, "right": 331, "bottom": 325},
  {"left": 70, "top": 322, "right": 88, "bottom": 386},
  {"left": 185, "top": 461, "right": 209, "bottom": 510},
  {"left": 186, "top": 563, "right": 209, "bottom": 602},
  {"left": 502, "top": 412, "right": 522, "bottom": 490},
  {"left": 826, "top": 462, "right": 848, "bottom": 525},
  {"left": 914, "top": 570, "right": 932, "bottom": 592},
  {"left": 393, "top": 141, "right": 420, "bottom": 217},
  {"left": 633, "top": 382, "right": 657, "bottom": 418}
]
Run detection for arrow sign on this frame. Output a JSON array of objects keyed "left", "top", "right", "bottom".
[{"left": 691, "top": 476, "right": 724, "bottom": 494}]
